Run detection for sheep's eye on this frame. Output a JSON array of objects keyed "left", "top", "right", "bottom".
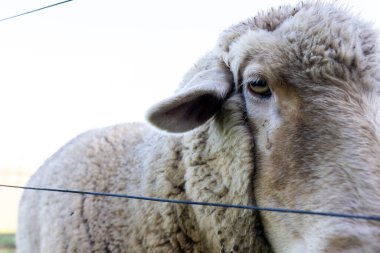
[{"left": 247, "top": 79, "right": 272, "bottom": 99}]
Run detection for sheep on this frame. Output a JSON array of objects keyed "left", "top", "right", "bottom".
[{"left": 17, "top": 1, "right": 380, "bottom": 252}]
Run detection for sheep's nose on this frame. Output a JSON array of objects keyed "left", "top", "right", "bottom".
[{"left": 323, "top": 233, "right": 380, "bottom": 253}]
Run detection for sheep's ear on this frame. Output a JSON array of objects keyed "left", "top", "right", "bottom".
[{"left": 146, "top": 65, "right": 233, "bottom": 133}]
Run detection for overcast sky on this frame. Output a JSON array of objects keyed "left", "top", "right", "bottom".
[{"left": 0, "top": 0, "right": 378, "bottom": 173}]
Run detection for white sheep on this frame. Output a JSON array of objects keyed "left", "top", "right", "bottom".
[{"left": 17, "top": 2, "right": 380, "bottom": 252}]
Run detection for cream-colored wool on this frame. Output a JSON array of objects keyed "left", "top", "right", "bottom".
[
  {"left": 17, "top": 108, "right": 269, "bottom": 252},
  {"left": 18, "top": 2, "right": 380, "bottom": 252}
]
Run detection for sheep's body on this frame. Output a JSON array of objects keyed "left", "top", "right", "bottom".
[
  {"left": 18, "top": 2, "right": 380, "bottom": 252},
  {"left": 17, "top": 117, "right": 269, "bottom": 252}
]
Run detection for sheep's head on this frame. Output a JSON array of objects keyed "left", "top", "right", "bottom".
[{"left": 147, "top": 2, "right": 380, "bottom": 252}]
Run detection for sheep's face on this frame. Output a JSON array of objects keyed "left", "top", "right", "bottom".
[
  {"left": 147, "top": 2, "right": 380, "bottom": 252},
  {"left": 224, "top": 7, "right": 380, "bottom": 253}
]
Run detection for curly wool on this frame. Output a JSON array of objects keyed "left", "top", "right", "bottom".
[{"left": 17, "top": 97, "right": 271, "bottom": 253}]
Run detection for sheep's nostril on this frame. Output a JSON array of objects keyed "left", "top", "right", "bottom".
[
  {"left": 326, "top": 235, "right": 361, "bottom": 252},
  {"left": 324, "top": 235, "right": 380, "bottom": 253}
]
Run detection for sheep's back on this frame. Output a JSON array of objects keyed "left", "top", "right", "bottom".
[{"left": 17, "top": 123, "right": 188, "bottom": 253}]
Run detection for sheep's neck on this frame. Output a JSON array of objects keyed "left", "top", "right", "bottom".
[{"left": 179, "top": 100, "right": 273, "bottom": 253}]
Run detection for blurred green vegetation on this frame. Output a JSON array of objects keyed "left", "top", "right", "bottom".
[{"left": 0, "top": 234, "right": 15, "bottom": 253}]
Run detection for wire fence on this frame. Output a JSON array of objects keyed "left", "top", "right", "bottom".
[
  {"left": 1, "top": 0, "right": 379, "bottom": 224},
  {"left": 1, "top": 184, "right": 379, "bottom": 222}
]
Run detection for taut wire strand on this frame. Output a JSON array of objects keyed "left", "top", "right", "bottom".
[
  {"left": 1, "top": 184, "right": 379, "bottom": 221},
  {"left": 0, "top": 0, "right": 74, "bottom": 22}
]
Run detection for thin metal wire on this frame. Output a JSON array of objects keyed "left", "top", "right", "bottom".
[
  {"left": 1, "top": 184, "right": 379, "bottom": 221},
  {"left": 0, "top": 0, "right": 74, "bottom": 23}
]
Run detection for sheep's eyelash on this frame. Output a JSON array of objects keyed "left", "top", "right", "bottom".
[{"left": 239, "top": 75, "right": 267, "bottom": 91}]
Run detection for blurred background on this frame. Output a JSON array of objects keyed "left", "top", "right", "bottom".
[{"left": 0, "top": 0, "right": 378, "bottom": 251}]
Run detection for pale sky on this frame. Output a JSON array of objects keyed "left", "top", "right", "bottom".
[{"left": 0, "top": 0, "right": 378, "bottom": 173}]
